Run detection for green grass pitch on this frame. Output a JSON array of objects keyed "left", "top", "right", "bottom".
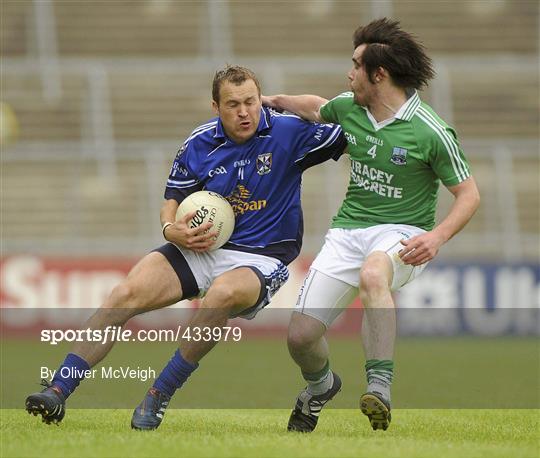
[
  {"left": 1, "top": 408, "right": 538, "bottom": 457},
  {"left": 1, "top": 337, "right": 538, "bottom": 457}
]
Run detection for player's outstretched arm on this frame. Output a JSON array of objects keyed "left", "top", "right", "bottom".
[
  {"left": 399, "top": 176, "right": 480, "bottom": 266},
  {"left": 262, "top": 94, "right": 328, "bottom": 122},
  {"left": 160, "top": 199, "right": 217, "bottom": 252}
]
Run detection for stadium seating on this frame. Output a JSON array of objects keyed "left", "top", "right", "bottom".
[
  {"left": 1, "top": 1, "right": 538, "bottom": 259},
  {"left": 4, "top": 1, "right": 537, "bottom": 57},
  {"left": 450, "top": 69, "right": 539, "bottom": 138},
  {"left": 395, "top": 1, "right": 538, "bottom": 54},
  {"left": 109, "top": 72, "right": 213, "bottom": 140},
  {"left": 0, "top": 1, "right": 30, "bottom": 57},
  {"left": 1, "top": 73, "right": 84, "bottom": 141}
]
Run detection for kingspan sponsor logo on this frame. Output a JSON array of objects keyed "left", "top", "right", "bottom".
[{"left": 226, "top": 185, "right": 267, "bottom": 215}]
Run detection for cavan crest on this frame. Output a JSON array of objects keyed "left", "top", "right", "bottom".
[
  {"left": 256, "top": 152, "right": 272, "bottom": 175},
  {"left": 175, "top": 144, "right": 186, "bottom": 158},
  {"left": 390, "top": 147, "right": 408, "bottom": 165}
]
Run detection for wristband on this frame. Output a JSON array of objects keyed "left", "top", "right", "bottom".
[{"left": 161, "top": 222, "right": 173, "bottom": 239}]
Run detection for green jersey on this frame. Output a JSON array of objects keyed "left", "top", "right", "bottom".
[{"left": 320, "top": 91, "right": 470, "bottom": 231}]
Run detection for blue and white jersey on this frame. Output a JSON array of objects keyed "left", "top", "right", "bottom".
[{"left": 165, "top": 107, "right": 346, "bottom": 265}]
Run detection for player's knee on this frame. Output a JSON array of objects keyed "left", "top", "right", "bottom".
[
  {"left": 359, "top": 264, "right": 391, "bottom": 303},
  {"left": 90, "top": 283, "right": 142, "bottom": 327},
  {"left": 287, "top": 322, "right": 320, "bottom": 352},
  {"left": 204, "top": 282, "right": 237, "bottom": 311},
  {"left": 106, "top": 282, "right": 143, "bottom": 310}
]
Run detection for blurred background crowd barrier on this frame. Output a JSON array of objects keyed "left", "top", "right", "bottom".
[{"left": 1, "top": 1, "right": 538, "bottom": 330}]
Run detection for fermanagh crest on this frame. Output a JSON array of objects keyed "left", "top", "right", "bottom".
[
  {"left": 390, "top": 147, "right": 408, "bottom": 166},
  {"left": 256, "top": 153, "right": 272, "bottom": 175}
]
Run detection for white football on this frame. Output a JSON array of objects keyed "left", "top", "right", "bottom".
[{"left": 176, "top": 191, "right": 235, "bottom": 250}]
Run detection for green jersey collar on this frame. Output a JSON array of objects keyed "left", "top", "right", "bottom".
[
  {"left": 395, "top": 90, "right": 421, "bottom": 122},
  {"left": 362, "top": 90, "right": 421, "bottom": 131}
]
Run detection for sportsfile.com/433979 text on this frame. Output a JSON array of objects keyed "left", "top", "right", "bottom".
[{"left": 40, "top": 326, "right": 242, "bottom": 345}]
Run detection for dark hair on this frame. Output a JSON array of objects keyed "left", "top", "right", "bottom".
[
  {"left": 353, "top": 18, "right": 435, "bottom": 89},
  {"left": 212, "top": 65, "right": 261, "bottom": 104}
]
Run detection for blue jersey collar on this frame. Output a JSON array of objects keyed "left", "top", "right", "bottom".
[{"left": 213, "top": 107, "right": 272, "bottom": 140}]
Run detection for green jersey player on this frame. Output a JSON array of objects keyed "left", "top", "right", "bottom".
[
  {"left": 323, "top": 90, "right": 471, "bottom": 232},
  {"left": 263, "top": 18, "right": 480, "bottom": 432}
]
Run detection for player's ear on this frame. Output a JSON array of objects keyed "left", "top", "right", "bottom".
[
  {"left": 212, "top": 100, "right": 219, "bottom": 116},
  {"left": 375, "top": 67, "right": 389, "bottom": 83}
]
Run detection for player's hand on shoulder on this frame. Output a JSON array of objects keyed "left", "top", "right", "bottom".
[
  {"left": 164, "top": 212, "right": 217, "bottom": 252},
  {"left": 398, "top": 231, "right": 446, "bottom": 266},
  {"left": 261, "top": 95, "right": 282, "bottom": 111}
]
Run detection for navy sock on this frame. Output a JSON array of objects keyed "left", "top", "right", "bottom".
[
  {"left": 153, "top": 349, "right": 198, "bottom": 397},
  {"left": 51, "top": 353, "right": 91, "bottom": 398}
]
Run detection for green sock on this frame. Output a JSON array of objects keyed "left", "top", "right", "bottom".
[
  {"left": 365, "top": 359, "right": 393, "bottom": 401},
  {"left": 302, "top": 360, "right": 333, "bottom": 395}
]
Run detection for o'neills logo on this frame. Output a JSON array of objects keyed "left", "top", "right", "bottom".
[
  {"left": 226, "top": 185, "right": 266, "bottom": 215},
  {"left": 189, "top": 206, "right": 210, "bottom": 228}
]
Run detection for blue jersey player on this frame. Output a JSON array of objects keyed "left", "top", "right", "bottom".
[{"left": 25, "top": 65, "right": 346, "bottom": 430}]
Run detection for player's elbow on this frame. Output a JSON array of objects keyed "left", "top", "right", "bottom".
[
  {"left": 458, "top": 177, "right": 480, "bottom": 214},
  {"left": 472, "top": 189, "right": 480, "bottom": 212},
  {"left": 468, "top": 183, "right": 481, "bottom": 213}
]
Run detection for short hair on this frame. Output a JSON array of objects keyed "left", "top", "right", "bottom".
[
  {"left": 353, "top": 18, "right": 435, "bottom": 89},
  {"left": 212, "top": 65, "right": 261, "bottom": 104}
]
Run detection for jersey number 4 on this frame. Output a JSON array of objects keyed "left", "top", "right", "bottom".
[{"left": 366, "top": 145, "right": 377, "bottom": 158}]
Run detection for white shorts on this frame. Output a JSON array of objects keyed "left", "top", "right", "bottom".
[
  {"left": 297, "top": 224, "right": 428, "bottom": 327},
  {"left": 312, "top": 224, "right": 427, "bottom": 290},
  {"left": 155, "top": 243, "right": 289, "bottom": 319}
]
